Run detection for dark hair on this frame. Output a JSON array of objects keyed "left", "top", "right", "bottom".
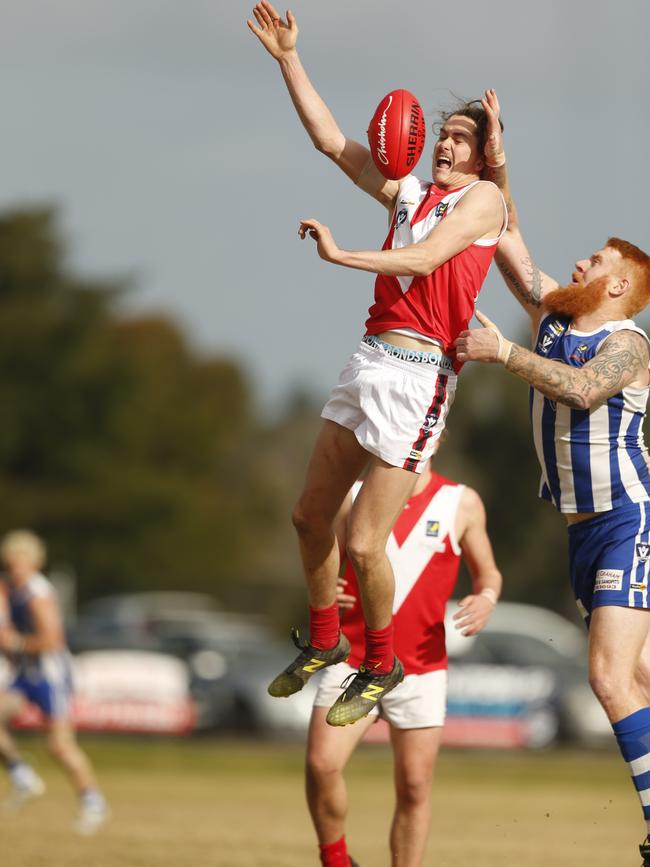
[{"left": 436, "top": 98, "right": 504, "bottom": 154}]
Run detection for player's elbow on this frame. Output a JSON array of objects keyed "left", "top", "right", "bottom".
[{"left": 410, "top": 255, "right": 438, "bottom": 277}]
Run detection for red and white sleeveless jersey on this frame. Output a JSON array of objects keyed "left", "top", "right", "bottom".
[
  {"left": 341, "top": 473, "right": 465, "bottom": 675},
  {"left": 365, "top": 175, "right": 506, "bottom": 373}
]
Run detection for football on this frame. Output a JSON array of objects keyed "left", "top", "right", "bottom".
[{"left": 367, "top": 89, "right": 426, "bottom": 180}]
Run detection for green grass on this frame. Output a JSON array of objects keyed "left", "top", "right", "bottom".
[{"left": 1, "top": 737, "right": 642, "bottom": 867}]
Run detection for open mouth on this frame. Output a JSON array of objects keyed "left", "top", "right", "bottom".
[{"left": 436, "top": 157, "right": 452, "bottom": 169}]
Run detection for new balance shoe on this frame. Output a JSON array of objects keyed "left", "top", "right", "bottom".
[
  {"left": 75, "top": 791, "right": 110, "bottom": 836},
  {"left": 640, "top": 839, "right": 650, "bottom": 866},
  {"left": 326, "top": 657, "right": 404, "bottom": 727},
  {"left": 268, "top": 629, "right": 350, "bottom": 697}
]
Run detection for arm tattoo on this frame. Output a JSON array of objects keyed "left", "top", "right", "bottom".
[
  {"left": 495, "top": 252, "right": 542, "bottom": 308},
  {"left": 505, "top": 331, "right": 649, "bottom": 410},
  {"left": 522, "top": 257, "right": 543, "bottom": 305}
]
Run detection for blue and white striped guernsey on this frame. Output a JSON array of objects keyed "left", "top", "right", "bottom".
[{"left": 530, "top": 313, "right": 650, "bottom": 514}]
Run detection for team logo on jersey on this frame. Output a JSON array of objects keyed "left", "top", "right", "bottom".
[
  {"left": 577, "top": 344, "right": 588, "bottom": 352},
  {"left": 434, "top": 202, "right": 449, "bottom": 218},
  {"left": 426, "top": 520, "right": 440, "bottom": 537},
  {"left": 423, "top": 413, "right": 437, "bottom": 431},
  {"left": 636, "top": 543, "right": 650, "bottom": 562},
  {"left": 395, "top": 208, "right": 408, "bottom": 228},
  {"left": 537, "top": 320, "right": 567, "bottom": 355}
]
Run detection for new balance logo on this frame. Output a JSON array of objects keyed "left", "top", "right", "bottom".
[
  {"left": 360, "top": 684, "right": 385, "bottom": 702},
  {"left": 302, "top": 659, "right": 327, "bottom": 673}
]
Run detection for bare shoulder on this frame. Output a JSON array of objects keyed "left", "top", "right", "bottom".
[
  {"left": 598, "top": 328, "right": 649, "bottom": 363},
  {"left": 457, "top": 180, "right": 503, "bottom": 211},
  {"left": 583, "top": 328, "right": 650, "bottom": 392},
  {"left": 458, "top": 486, "right": 486, "bottom": 522}
]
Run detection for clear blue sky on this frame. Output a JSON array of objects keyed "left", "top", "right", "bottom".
[{"left": 1, "top": 0, "right": 648, "bottom": 409}]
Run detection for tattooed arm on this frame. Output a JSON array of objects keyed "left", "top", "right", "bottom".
[
  {"left": 456, "top": 321, "right": 650, "bottom": 410},
  {"left": 505, "top": 330, "right": 649, "bottom": 409},
  {"left": 481, "top": 89, "right": 558, "bottom": 326}
]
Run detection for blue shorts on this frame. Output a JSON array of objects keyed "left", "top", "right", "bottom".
[
  {"left": 568, "top": 502, "right": 650, "bottom": 626},
  {"left": 11, "top": 664, "right": 73, "bottom": 720}
]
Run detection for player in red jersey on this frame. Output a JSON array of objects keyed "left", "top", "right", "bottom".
[
  {"left": 248, "top": 3, "right": 507, "bottom": 725},
  {"left": 307, "top": 456, "right": 501, "bottom": 867}
]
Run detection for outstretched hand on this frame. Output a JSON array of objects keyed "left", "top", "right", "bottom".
[
  {"left": 247, "top": 2, "right": 298, "bottom": 60},
  {"left": 454, "top": 310, "right": 512, "bottom": 364},
  {"left": 298, "top": 218, "right": 340, "bottom": 263},
  {"left": 481, "top": 89, "right": 505, "bottom": 168}
]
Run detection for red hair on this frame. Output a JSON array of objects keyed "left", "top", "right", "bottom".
[{"left": 606, "top": 237, "right": 650, "bottom": 316}]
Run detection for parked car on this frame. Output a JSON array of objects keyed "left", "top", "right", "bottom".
[
  {"left": 442, "top": 601, "right": 610, "bottom": 748},
  {"left": 67, "top": 593, "right": 316, "bottom": 736}
]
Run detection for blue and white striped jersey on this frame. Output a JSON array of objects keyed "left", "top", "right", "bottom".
[
  {"left": 9, "top": 572, "right": 72, "bottom": 685},
  {"left": 530, "top": 314, "right": 650, "bottom": 514}
]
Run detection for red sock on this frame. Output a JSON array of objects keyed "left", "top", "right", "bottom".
[
  {"left": 363, "top": 622, "right": 394, "bottom": 673},
  {"left": 310, "top": 602, "right": 340, "bottom": 650},
  {"left": 319, "top": 835, "right": 350, "bottom": 867}
]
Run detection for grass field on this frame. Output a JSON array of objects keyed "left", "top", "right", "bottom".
[{"left": 0, "top": 736, "right": 643, "bottom": 867}]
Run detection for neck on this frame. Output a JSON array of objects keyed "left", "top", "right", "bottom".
[
  {"left": 434, "top": 170, "right": 479, "bottom": 191},
  {"left": 413, "top": 467, "right": 434, "bottom": 494},
  {"left": 571, "top": 306, "right": 627, "bottom": 332}
]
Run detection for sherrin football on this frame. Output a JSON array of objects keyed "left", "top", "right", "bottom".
[{"left": 367, "top": 89, "right": 426, "bottom": 180}]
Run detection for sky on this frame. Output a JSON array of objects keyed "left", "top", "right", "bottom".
[{"left": 1, "top": 0, "right": 648, "bottom": 410}]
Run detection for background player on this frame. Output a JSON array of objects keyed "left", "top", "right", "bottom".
[
  {"left": 248, "top": 3, "right": 507, "bottom": 726},
  {"left": 453, "top": 89, "right": 650, "bottom": 867},
  {"left": 307, "top": 455, "right": 502, "bottom": 867},
  {"left": 0, "top": 530, "right": 108, "bottom": 835}
]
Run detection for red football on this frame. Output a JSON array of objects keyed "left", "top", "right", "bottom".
[{"left": 367, "top": 89, "right": 426, "bottom": 180}]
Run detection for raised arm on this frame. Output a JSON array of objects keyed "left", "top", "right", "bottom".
[
  {"left": 247, "top": 3, "right": 398, "bottom": 210},
  {"left": 481, "top": 90, "right": 559, "bottom": 325},
  {"left": 452, "top": 487, "right": 502, "bottom": 637}
]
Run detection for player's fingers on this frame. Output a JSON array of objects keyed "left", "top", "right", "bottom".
[
  {"left": 246, "top": 19, "right": 261, "bottom": 36},
  {"left": 287, "top": 9, "right": 296, "bottom": 28},
  {"left": 475, "top": 309, "right": 496, "bottom": 329},
  {"left": 257, "top": 3, "right": 275, "bottom": 27},
  {"left": 262, "top": 0, "right": 281, "bottom": 18},
  {"left": 252, "top": 7, "right": 268, "bottom": 30}
]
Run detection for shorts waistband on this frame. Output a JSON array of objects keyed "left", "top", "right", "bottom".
[{"left": 362, "top": 334, "right": 454, "bottom": 371}]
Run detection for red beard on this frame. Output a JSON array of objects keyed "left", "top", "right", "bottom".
[{"left": 543, "top": 276, "right": 610, "bottom": 319}]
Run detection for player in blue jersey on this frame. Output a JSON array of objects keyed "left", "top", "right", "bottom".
[
  {"left": 0, "top": 530, "right": 108, "bottom": 834},
  {"left": 453, "top": 89, "right": 650, "bottom": 866}
]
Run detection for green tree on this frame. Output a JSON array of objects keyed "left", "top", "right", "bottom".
[{"left": 0, "top": 207, "right": 274, "bottom": 602}]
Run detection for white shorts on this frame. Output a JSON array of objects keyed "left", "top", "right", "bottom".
[
  {"left": 313, "top": 661, "right": 448, "bottom": 729},
  {"left": 321, "top": 337, "right": 457, "bottom": 473}
]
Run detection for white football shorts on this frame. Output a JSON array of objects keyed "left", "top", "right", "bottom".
[
  {"left": 321, "top": 336, "right": 457, "bottom": 473},
  {"left": 313, "top": 661, "right": 448, "bottom": 729}
]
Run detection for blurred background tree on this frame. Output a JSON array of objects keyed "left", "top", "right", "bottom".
[{"left": 0, "top": 205, "right": 584, "bottom": 622}]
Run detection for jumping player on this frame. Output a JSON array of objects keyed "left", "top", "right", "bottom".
[
  {"left": 307, "top": 455, "right": 501, "bottom": 867},
  {"left": 453, "top": 90, "right": 650, "bottom": 867},
  {"left": 0, "top": 530, "right": 108, "bottom": 835},
  {"left": 248, "top": 3, "right": 507, "bottom": 726}
]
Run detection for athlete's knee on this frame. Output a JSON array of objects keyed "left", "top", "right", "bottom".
[
  {"left": 306, "top": 749, "right": 345, "bottom": 785},
  {"left": 292, "top": 495, "right": 330, "bottom": 540},
  {"left": 589, "top": 659, "right": 626, "bottom": 715},
  {"left": 46, "top": 728, "right": 76, "bottom": 763},
  {"left": 395, "top": 770, "right": 431, "bottom": 809},
  {"left": 346, "top": 534, "right": 385, "bottom": 575}
]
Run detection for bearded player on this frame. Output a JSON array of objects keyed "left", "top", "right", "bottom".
[
  {"left": 248, "top": 3, "right": 507, "bottom": 726},
  {"left": 454, "top": 91, "right": 650, "bottom": 867},
  {"left": 307, "top": 452, "right": 501, "bottom": 867}
]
